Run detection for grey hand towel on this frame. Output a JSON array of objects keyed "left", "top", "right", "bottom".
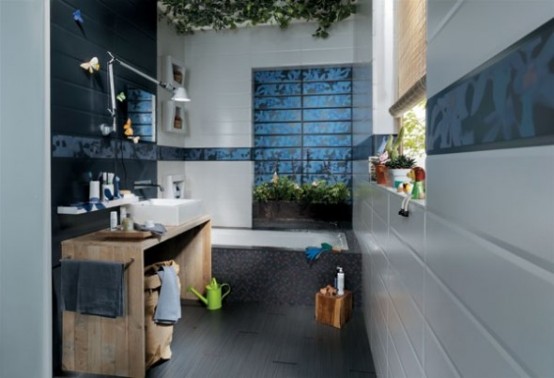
[
  {"left": 135, "top": 222, "right": 167, "bottom": 236},
  {"left": 154, "top": 266, "right": 181, "bottom": 325},
  {"left": 61, "top": 259, "right": 124, "bottom": 318}
]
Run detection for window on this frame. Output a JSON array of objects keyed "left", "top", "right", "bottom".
[{"left": 390, "top": 0, "right": 427, "bottom": 163}]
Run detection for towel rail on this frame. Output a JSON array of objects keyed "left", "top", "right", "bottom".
[{"left": 53, "top": 257, "right": 135, "bottom": 270}]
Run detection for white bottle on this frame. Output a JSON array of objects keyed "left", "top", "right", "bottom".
[
  {"left": 110, "top": 211, "right": 118, "bottom": 231},
  {"left": 337, "top": 267, "right": 345, "bottom": 296}
]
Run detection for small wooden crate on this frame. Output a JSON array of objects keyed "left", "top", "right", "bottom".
[{"left": 315, "top": 290, "right": 352, "bottom": 328}]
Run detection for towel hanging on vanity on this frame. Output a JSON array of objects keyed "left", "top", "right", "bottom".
[{"left": 61, "top": 259, "right": 125, "bottom": 318}]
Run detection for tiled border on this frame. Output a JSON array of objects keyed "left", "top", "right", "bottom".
[
  {"left": 427, "top": 18, "right": 554, "bottom": 155},
  {"left": 52, "top": 135, "right": 157, "bottom": 160}
]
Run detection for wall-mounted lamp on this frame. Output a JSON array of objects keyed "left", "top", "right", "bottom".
[{"left": 100, "top": 51, "right": 190, "bottom": 136}]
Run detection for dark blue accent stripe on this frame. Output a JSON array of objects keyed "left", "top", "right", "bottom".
[
  {"left": 427, "top": 18, "right": 554, "bottom": 155},
  {"left": 52, "top": 134, "right": 157, "bottom": 160}
]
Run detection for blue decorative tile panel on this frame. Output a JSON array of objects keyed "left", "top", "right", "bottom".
[
  {"left": 304, "top": 147, "right": 352, "bottom": 160},
  {"left": 255, "top": 161, "right": 301, "bottom": 175},
  {"left": 254, "top": 123, "right": 302, "bottom": 135},
  {"left": 254, "top": 96, "right": 302, "bottom": 110},
  {"left": 303, "top": 95, "right": 352, "bottom": 108},
  {"left": 253, "top": 148, "right": 302, "bottom": 161},
  {"left": 303, "top": 160, "right": 352, "bottom": 174},
  {"left": 304, "top": 135, "right": 351, "bottom": 147},
  {"left": 303, "top": 67, "right": 352, "bottom": 81},
  {"left": 303, "top": 108, "right": 352, "bottom": 121},
  {"left": 254, "top": 135, "right": 302, "bottom": 148},
  {"left": 304, "top": 122, "right": 351, "bottom": 134},
  {"left": 253, "top": 65, "right": 353, "bottom": 191},
  {"left": 204, "top": 148, "right": 251, "bottom": 161},
  {"left": 52, "top": 134, "right": 156, "bottom": 160},
  {"left": 183, "top": 148, "right": 204, "bottom": 160},
  {"left": 254, "top": 109, "right": 302, "bottom": 122},
  {"left": 254, "top": 83, "right": 302, "bottom": 96},
  {"left": 158, "top": 146, "right": 186, "bottom": 161},
  {"left": 303, "top": 81, "right": 352, "bottom": 95},
  {"left": 254, "top": 69, "right": 301, "bottom": 83},
  {"left": 427, "top": 18, "right": 554, "bottom": 154}
]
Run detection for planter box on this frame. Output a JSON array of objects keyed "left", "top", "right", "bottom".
[{"left": 253, "top": 201, "right": 351, "bottom": 223}]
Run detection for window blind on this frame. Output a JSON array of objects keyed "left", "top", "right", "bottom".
[{"left": 389, "top": 0, "right": 426, "bottom": 117}]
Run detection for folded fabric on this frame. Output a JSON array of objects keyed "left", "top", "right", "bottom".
[
  {"left": 61, "top": 259, "right": 124, "bottom": 318},
  {"left": 134, "top": 222, "right": 167, "bottom": 236},
  {"left": 154, "top": 265, "right": 181, "bottom": 325}
]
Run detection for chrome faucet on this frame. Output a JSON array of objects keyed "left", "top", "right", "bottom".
[{"left": 133, "top": 180, "right": 164, "bottom": 192}]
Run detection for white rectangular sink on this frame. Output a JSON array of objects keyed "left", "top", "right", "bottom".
[{"left": 128, "top": 198, "right": 205, "bottom": 226}]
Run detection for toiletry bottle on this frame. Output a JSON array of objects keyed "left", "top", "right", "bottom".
[
  {"left": 122, "top": 213, "right": 134, "bottom": 232},
  {"left": 337, "top": 267, "right": 345, "bottom": 296},
  {"left": 120, "top": 207, "right": 127, "bottom": 225},
  {"left": 110, "top": 211, "right": 118, "bottom": 231}
]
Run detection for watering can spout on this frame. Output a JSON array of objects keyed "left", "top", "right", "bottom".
[{"left": 188, "top": 286, "right": 208, "bottom": 305}]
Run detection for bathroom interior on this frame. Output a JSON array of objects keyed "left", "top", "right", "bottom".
[{"left": 1, "top": 0, "right": 553, "bottom": 377}]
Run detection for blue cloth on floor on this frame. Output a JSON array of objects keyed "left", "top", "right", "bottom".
[
  {"left": 61, "top": 259, "right": 125, "bottom": 318},
  {"left": 154, "top": 265, "right": 181, "bottom": 325}
]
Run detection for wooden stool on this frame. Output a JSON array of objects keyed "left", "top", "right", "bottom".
[{"left": 315, "top": 290, "right": 352, "bottom": 328}]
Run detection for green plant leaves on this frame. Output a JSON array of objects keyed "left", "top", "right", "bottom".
[
  {"left": 253, "top": 177, "right": 350, "bottom": 204},
  {"left": 160, "top": 0, "right": 356, "bottom": 38}
]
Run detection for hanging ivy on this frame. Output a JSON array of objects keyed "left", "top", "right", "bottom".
[{"left": 159, "top": 0, "right": 357, "bottom": 38}]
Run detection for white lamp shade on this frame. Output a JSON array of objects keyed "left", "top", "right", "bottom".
[{"left": 172, "top": 87, "right": 190, "bottom": 102}]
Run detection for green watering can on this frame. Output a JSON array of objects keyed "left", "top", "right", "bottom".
[{"left": 188, "top": 278, "right": 231, "bottom": 310}]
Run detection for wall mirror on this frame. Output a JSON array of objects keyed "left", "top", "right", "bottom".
[{"left": 126, "top": 88, "right": 156, "bottom": 143}]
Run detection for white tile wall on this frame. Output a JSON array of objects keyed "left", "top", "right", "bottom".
[
  {"left": 354, "top": 2, "right": 554, "bottom": 378},
  {"left": 181, "top": 19, "right": 356, "bottom": 227},
  {"left": 184, "top": 162, "right": 253, "bottom": 228},
  {"left": 355, "top": 179, "right": 554, "bottom": 377}
]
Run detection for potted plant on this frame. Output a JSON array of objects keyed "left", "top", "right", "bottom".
[
  {"left": 385, "top": 154, "right": 416, "bottom": 188},
  {"left": 370, "top": 152, "right": 390, "bottom": 185},
  {"left": 252, "top": 175, "right": 351, "bottom": 222},
  {"left": 371, "top": 128, "right": 406, "bottom": 186}
]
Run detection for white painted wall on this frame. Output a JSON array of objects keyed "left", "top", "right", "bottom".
[
  {"left": 182, "top": 21, "right": 356, "bottom": 227},
  {"left": 0, "top": 1, "right": 52, "bottom": 377},
  {"left": 354, "top": 1, "right": 554, "bottom": 377}
]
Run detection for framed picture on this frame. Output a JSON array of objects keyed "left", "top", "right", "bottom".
[
  {"left": 163, "top": 101, "right": 186, "bottom": 133},
  {"left": 162, "top": 55, "right": 186, "bottom": 88}
]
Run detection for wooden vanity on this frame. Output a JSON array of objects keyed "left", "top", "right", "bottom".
[{"left": 61, "top": 215, "right": 211, "bottom": 377}]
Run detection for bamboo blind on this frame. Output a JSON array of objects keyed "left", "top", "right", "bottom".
[{"left": 390, "top": 0, "right": 427, "bottom": 117}]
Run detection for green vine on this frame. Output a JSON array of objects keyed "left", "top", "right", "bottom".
[{"left": 159, "top": 0, "right": 357, "bottom": 38}]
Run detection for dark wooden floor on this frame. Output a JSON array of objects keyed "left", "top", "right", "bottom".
[{"left": 58, "top": 303, "right": 375, "bottom": 378}]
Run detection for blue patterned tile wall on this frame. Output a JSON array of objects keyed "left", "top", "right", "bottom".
[
  {"left": 253, "top": 66, "right": 353, "bottom": 188},
  {"left": 427, "top": 18, "right": 554, "bottom": 154}
]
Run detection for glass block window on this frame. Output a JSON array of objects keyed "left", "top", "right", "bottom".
[{"left": 253, "top": 66, "right": 353, "bottom": 188}]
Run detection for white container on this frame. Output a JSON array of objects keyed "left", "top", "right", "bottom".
[
  {"left": 337, "top": 267, "right": 345, "bottom": 296},
  {"left": 110, "top": 211, "right": 118, "bottom": 230},
  {"left": 89, "top": 180, "right": 100, "bottom": 202}
]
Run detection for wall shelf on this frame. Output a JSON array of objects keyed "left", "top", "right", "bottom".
[{"left": 57, "top": 196, "right": 139, "bottom": 215}]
